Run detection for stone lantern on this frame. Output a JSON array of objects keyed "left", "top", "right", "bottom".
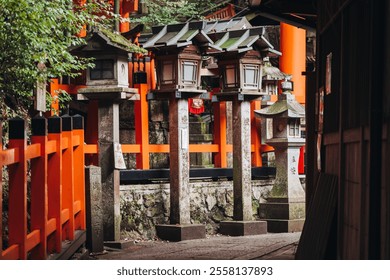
[
  {"left": 72, "top": 28, "right": 144, "bottom": 244},
  {"left": 208, "top": 26, "right": 281, "bottom": 236},
  {"left": 142, "top": 21, "right": 214, "bottom": 241},
  {"left": 254, "top": 77, "right": 306, "bottom": 232},
  {"left": 261, "top": 57, "right": 288, "bottom": 97}
]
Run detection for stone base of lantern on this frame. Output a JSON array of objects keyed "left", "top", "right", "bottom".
[
  {"left": 259, "top": 200, "right": 305, "bottom": 233},
  {"left": 219, "top": 220, "right": 267, "bottom": 236},
  {"left": 156, "top": 224, "right": 206, "bottom": 242}
]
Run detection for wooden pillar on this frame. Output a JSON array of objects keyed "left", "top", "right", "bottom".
[
  {"left": 30, "top": 116, "right": 48, "bottom": 259},
  {"left": 8, "top": 118, "right": 28, "bottom": 259},
  {"left": 135, "top": 83, "right": 150, "bottom": 169},
  {"left": 280, "top": 23, "right": 306, "bottom": 104},
  {"left": 213, "top": 102, "right": 227, "bottom": 168},
  {"left": 73, "top": 115, "right": 86, "bottom": 230},
  {"left": 47, "top": 116, "right": 63, "bottom": 253},
  {"left": 61, "top": 115, "right": 75, "bottom": 241}
]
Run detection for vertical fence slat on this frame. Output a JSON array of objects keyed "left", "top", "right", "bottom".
[
  {"left": 47, "top": 116, "right": 62, "bottom": 253},
  {"left": 61, "top": 115, "right": 75, "bottom": 240},
  {"left": 72, "top": 115, "right": 86, "bottom": 230},
  {"left": 8, "top": 118, "right": 27, "bottom": 259},
  {"left": 30, "top": 116, "right": 48, "bottom": 259}
]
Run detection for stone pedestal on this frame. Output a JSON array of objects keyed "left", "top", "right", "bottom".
[
  {"left": 220, "top": 100, "right": 267, "bottom": 236},
  {"left": 156, "top": 97, "right": 205, "bottom": 241},
  {"left": 259, "top": 140, "right": 306, "bottom": 232},
  {"left": 156, "top": 224, "right": 206, "bottom": 242},
  {"left": 85, "top": 166, "right": 104, "bottom": 253},
  {"left": 78, "top": 87, "right": 138, "bottom": 243}
]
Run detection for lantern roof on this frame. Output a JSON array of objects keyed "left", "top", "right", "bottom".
[
  {"left": 207, "top": 26, "right": 281, "bottom": 56},
  {"left": 72, "top": 27, "right": 147, "bottom": 55},
  {"left": 141, "top": 17, "right": 281, "bottom": 56},
  {"left": 262, "top": 57, "right": 288, "bottom": 80},
  {"left": 255, "top": 93, "right": 305, "bottom": 118},
  {"left": 142, "top": 21, "right": 215, "bottom": 50}
]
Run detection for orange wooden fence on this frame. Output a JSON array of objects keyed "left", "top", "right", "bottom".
[{"left": 0, "top": 115, "right": 86, "bottom": 260}]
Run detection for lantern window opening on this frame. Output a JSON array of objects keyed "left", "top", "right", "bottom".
[
  {"left": 160, "top": 60, "right": 176, "bottom": 85},
  {"left": 90, "top": 59, "right": 115, "bottom": 80},
  {"left": 224, "top": 64, "right": 239, "bottom": 88},
  {"left": 288, "top": 118, "right": 300, "bottom": 137},
  {"left": 181, "top": 60, "right": 198, "bottom": 85},
  {"left": 242, "top": 64, "right": 260, "bottom": 89}
]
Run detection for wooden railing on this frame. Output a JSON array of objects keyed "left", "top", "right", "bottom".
[{"left": 0, "top": 115, "right": 86, "bottom": 260}]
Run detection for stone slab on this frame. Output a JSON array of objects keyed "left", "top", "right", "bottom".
[
  {"left": 264, "top": 219, "right": 305, "bottom": 233},
  {"left": 219, "top": 220, "right": 267, "bottom": 236},
  {"left": 156, "top": 224, "right": 206, "bottom": 242},
  {"left": 259, "top": 202, "right": 305, "bottom": 220},
  {"left": 104, "top": 240, "right": 135, "bottom": 250}
]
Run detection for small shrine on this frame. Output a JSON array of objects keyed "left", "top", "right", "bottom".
[{"left": 255, "top": 77, "right": 306, "bottom": 232}]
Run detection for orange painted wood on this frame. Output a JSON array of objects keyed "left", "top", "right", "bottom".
[
  {"left": 46, "top": 140, "right": 57, "bottom": 154},
  {"left": 26, "top": 230, "right": 41, "bottom": 253},
  {"left": 62, "top": 130, "right": 75, "bottom": 240},
  {"left": 0, "top": 148, "right": 19, "bottom": 165},
  {"left": 30, "top": 134, "right": 48, "bottom": 259},
  {"left": 251, "top": 101, "right": 263, "bottom": 166},
  {"left": 149, "top": 144, "right": 170, "bottom": 153},
  {"left": 61, "top": 209, "right": 70, "bottom": 225},
  {"left": 261, "top": 145, "right": 275, "bottom": 153},
  {"left": 58, "top": 84, "right": 86, "bottom": 95},
  {"left": 73, "top": 128, "right": 86, "bottom": 230},
  {"left": 213, "top": 102, "right": 228, "bottom": 167},
  {"left": 72, "top": 135, "right": 81, "bottom": 146},
  {"left": 1, "top": 245, "right": 19, "bottom": 260},
  {"left": 280, "top": 23, "right": 306, "bottom": 104},
  {"left": 189, "top": 144, "right": 219, "bottom": 153},
  {"left": 47, "top": 132, "right": 62, "bottom": 253},
  {"left": 49, "top": 79, "right": 60, "bottom": 115},
  {"left": 150, "top": 56, "right": 156, "bottom": 90},
  {"left": 8, "top": 138, "right": 27, "bottom": 259},
  {"left": 121, "top": 144, "right": 141, "bottom": 153},
  {"left": 84, "top": 144, "right": 98, "bottom": 154},
  {"left": 135, "top": 83, "right": 150, "bottom": 169},
  {"left": 74, "top": 200, "right": 82, "bottom": 215},
  {"left": 25, "top": 143, "right": 41, "bottom": 160},
  {"left": 47, "top": 218, "right": 57, "bottom": 236}
]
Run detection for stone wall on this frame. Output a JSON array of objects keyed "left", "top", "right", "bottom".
[{"left": 120, "top": 179, "right": 274, "bottom": 240}]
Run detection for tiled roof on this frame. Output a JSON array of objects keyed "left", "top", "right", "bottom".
[{"left": 141, "top": 17, "right": 281, "bottom": 56}]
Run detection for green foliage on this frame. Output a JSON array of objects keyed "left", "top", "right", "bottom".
[
  {"left": 0, "top": 0, "right": 118, "bottom": 119},
  {"left": 134, "top": 0, "right": 218, "bottom": 30}
]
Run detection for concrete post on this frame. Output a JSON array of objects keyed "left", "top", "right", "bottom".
[
  {"left": 169, "top": 98, "right": 191, "bottom": 224},
  {"left": 220, "top": 100, "right": 267, "bottom": 236},
  {"left": 85, "top": 166, "right": 104, "bottom": 253},
  {"left": 156, "top": 97, "right": 205, "bottom": 241},
  {"left": 232, "top": 100, "right": 252, "bottom": 221},
  {"left": 98, "top": 100, "right": 121, "bottom": 242}
]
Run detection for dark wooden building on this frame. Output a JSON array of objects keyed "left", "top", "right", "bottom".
[{"left": 247, "top": 0, "right": 390, "bottom": 259}]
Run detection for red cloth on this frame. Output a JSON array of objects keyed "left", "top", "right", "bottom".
[{"left": 189, "top": 98, "right": 205, "bottom": 115}]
